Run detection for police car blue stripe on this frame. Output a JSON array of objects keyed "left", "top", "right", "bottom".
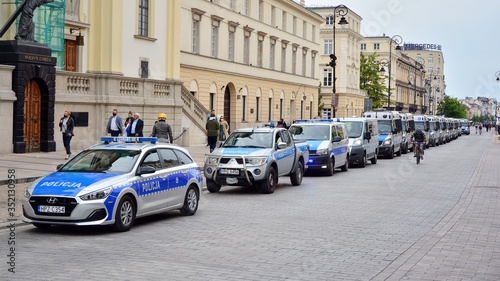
[
  {"left": 305, "top": 140, "right": 325, "bottom": 151},
  {"left": 32, "top": 172, "right": 118, "bottom": 196}
]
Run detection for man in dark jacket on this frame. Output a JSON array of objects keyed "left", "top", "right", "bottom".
[{"left": 206, "top": 113, "right": 219, "bottom": 153}]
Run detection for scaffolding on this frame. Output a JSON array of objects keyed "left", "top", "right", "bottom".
[{"left": 16, "top": 0, "right": 66, "bottom": 69}]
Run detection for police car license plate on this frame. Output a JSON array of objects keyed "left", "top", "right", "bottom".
[
  {"left": 226, "top": 178, "right": 238, "bottom": 184},
  {"left": 220, "top": 169, "right": 239, "bottom": 175},
  {"left": 38, "top": 205, "right": 65, "bottom": 213}
]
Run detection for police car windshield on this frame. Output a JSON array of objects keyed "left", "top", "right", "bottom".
[
  {"left": 289, "top": 125, "right": 329, "bottom": 140},
  {"left": 223, "top": 132, "right": 272, "bottom": 148},
  {"left": 378, "top": 120, "right": 392, "bottom": 134},
  {"left": 344, "top": 121, "right": 362, "bottom": 138},
  {"left": 60, "top": 150, "right": 141, "bottom": 173}
]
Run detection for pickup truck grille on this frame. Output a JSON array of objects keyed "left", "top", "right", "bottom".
[{"left": 219, "top": 157, "right": 244, "bottom": 164}]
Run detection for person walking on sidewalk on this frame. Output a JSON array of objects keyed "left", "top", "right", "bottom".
[
  {"left": 206, "top": 112, "right": 219, "bottom": 153},
  {"left": 150, "top": 113, "right": 173, "bottom": 143},
  {"left": 59, "top": 110, "right": 75, "bottom": 160}
]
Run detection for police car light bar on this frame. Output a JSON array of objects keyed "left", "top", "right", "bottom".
[{"left": 100, "top": 137, "right": 158, "bottom": 144}]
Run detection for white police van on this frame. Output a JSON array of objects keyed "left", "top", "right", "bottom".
[
  {"left": 414, "top": 115, "right": 430, "bottom": 147},
  {"left": 289, "top": 119, "right": 349, "bottom": 176},
  {"left": 362, "top": 111, "right": 403, "bottom": 159},
  {"left": 337, "top": 117, "right": 379, "bottom": 167},
  {"left": 22, "top": 137, "right": 203, "bottom": 232}
]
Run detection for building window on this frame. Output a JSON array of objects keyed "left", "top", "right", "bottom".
[
  {"left": 281, "top": 44, "right": 287, "bottom": 72},
  {"left": 282, "top": 11, "right": 286, "bottom": 30},
  {"left": 326, "top": 15, "right": 334, "bottom": 25},
  {"left": 211, "top": 22, "right": 219, "bottom": 58},
  {"left": 311, "top": 53, "right": 316, "bottom": 78},
  {"left": 302, "top": 51, "right": 307, "bottom": 76},
  {"left": 312, "top": 25, "right": 316, "bottom": 42},
  {"left": 293, "top": 16, "right": 297, "bottom": 35},
  {"left": 138, "top": 0, "right": 149, "bottom": 37},
  {"left": 192, "top": 20, "right": 200, "bottom": 54},
  {"left": 259, "top": 0, "right": 264, "bottom": 21},
  {"left": 310, "top": 101, "right": 313, "bottom": 119},
  {"left": 256, "top": 97, "right": 260, "bottom": 121},
  {"left": 242, "top": 96, "right": 247, "bottom": 121},
  {"left": 271, "top": 6, "right": 276, "bottom": 26},
  {"left": 140, "top": 60, "right": 148, "bottom": 78},
  {"left": 324, "top": 39, "right": 333, "bottom": 55},
  {"left": 292, "top": 47, "right": 297, "bottom": 74},
  {"left": 270, "top": 41, "right": 275, "bottom": 69},
  {"left": 428, "top": 57, "right": 433, "bottom": 63},
  {"left": 373, "top": 43, "right": 380, "bottom": 50},
  {"left": 244, "top": 0, "right": 248, "bottom": 15},
  {"left": 323, "top": 68, "right": 332, "bottom": 86},
  {"left": 228, "top": 31, "right": 235, "bottom": 61},
  {"left": 280, "top": 98, "right": 283, "bottom": 119},
  {"left": 244, "top": 34, "right": 250, "bottom": 64},
  {"left": 268, "top": 98, "right": 272, "bottom": 121},
  {"left": 257, "top": 39, "right": 263, "bottom": 67},
  {"left": 302, "top": 21, "right": 307, "bottom": 39},
  {"left": 360, "top": 43, "right": 366, "bottom": 50},
  {"left": 229, "top": 0, "right": 233, "bottom": 9},
  {"left": 209, "top": 93, "right": 215, "bottom": 111}
]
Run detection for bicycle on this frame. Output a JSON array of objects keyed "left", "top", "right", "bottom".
[{"left": 414, "top": 141, "right": 424, "bottom": 164}]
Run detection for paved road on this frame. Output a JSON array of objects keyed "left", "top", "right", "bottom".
[{"left": 1, "top": 132, "right": 499, "bottom": 280}]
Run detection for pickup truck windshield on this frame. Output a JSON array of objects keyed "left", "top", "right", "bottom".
[
  {"left": 289, "top": 125, "right": 329, "bottom": 140},
  {"left": 223, "top": 132, "right": 273, "bottom": 148}
]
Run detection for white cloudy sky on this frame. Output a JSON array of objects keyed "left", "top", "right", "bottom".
[{"left": 299, "top": 0, "right": 500, "bottom": 101}]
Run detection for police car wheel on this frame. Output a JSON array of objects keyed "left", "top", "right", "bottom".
[
  {"left": 370, "top": 152, "right": 378, "bottom": 164},
  {"left": 33, "top": 223, "right": 51, "bottom": 229},
  {"left": 261, "top": 167, "right": 277, "bottom": 194},
  {"left": 340, "top": 155, "right": 349, "bottom": 172},
  {"left": 113, "top": 195, "right": 135, "bottom": 232},
  {"left": 290, "top": 161, "right": 303, "bottom": 186},
  {"left": 359, "top": 153, "right": 366, "bottom": 168},
  {"left": 180, "top": 185, "right": 199, "bottom": 216},
  {"left": 325, "top": 157, "right": 334, "bottom": 176}
]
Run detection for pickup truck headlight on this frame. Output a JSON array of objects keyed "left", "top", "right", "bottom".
[
  {"left": 244, "top": 157, "right": 267, "bottom": 165},
  {"left": 382, "top": 138, "right": 392, "bottom": 146},
  {"left": 205, "top": 156, "right": 219, "bottom": 165},
  {"left": 352, "top": 139, "right": 362, "bottom": 146},
  {"left": 79, "top": 187, "right": 112, "bottom": 201},
  {"left": 316, "top": 148, "right": 329, "bottom": 155}
]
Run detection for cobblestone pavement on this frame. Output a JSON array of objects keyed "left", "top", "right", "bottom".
[{"left": 0, "top": 132, "right": 499, "bottom": 280}]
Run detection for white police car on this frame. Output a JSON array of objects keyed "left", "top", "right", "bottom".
[{"left": 22, "top": 137, "right": 203, "bottom": 232}]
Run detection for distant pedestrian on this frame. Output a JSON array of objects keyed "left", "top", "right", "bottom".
[
  {"left": 218, "top": 115, "right": 229, "bottom": 141},
  {"left": 125, "top": 111, "right": 134, "bottom": 126},
  {"left": 206, "top": 112, "right": 219, "bottom": 153},
  {"left": 106, "top": 108, "right": 123, "bottom": 137},
  {"left": 150, "top": 113, "right": 173, "bottom": 143},
  {"left": 59, "top": 110, "right": 74, "bottom": 160},
  {"left": 130, "top": 112, "right": 144, "bottom": 137}
]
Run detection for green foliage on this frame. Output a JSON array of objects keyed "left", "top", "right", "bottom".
[
  {"left": 436, "top": 95, "right": 467, "bottom": 118},
  {"left": 360, "top": 53, "right": 389, "bottom": 109}
]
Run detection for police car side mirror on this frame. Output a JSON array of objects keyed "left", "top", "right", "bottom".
[
  {"left": 364, "top": 132, "right": 371, "bottom": 140},
  {"left": 137, "top": 166, "right": 156, "bottom": 175},
  {"left": 56, "top": 164, "right": 64, "bottom": 170},
  {"left": 425, "top": 128, "right": 430, "bottom": 132},
  {"left": 277, "top": 142, "right": 287, "bottom": 149},
  {"left": 332, "top": 136, "right": 342, "bottom": 142}
]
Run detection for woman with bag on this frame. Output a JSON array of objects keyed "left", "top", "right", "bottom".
[{"left": 59, "top": 110, "right": 75, "bottom": 160}]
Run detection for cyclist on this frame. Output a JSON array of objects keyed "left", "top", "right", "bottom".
[{"left": 413, "top": 126, "right": 426, "bottom": 160}]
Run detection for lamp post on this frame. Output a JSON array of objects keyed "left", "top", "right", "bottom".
[
  {"left": 427, "top": 70, "right": 438, "bottom": 114},
  {"left": 408, "top": 58, "right": 424, "bottom": 113},
  {"left": 386, "top": 35, "right": 403, "bottom": 109},
  {"left": 430, "top": 85, "right": 440, "bottom": 114},
  {"left": 328, "top": 5, "right": 348, "bottom": 118}
]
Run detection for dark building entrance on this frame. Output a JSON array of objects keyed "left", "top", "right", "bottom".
[{"left": 0, "top": 41, "right": 56, "bottom": 153}]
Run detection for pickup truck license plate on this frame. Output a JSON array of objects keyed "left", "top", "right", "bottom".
[
  {"left": 220, "top": 169, "right": 239, "bottom": 175},
  {"left": 38, "top": 205, "right": 65, "bottom": 213}
]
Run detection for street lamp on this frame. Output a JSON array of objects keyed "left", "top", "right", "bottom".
[
  {"left": 430, "top": 85, "right": 440, "bottom": 114},
  {"left": 328, "top": 5, "right": 348, "bottom": 118},
  {"left": 427, "top": 70, "right": 438, "bottom": 114},
  {"left": 386, "top": 35, "right": 403, "bottom": 109},
  {"left": 408, "top": 58, "right": 424, "bottom": 113}
]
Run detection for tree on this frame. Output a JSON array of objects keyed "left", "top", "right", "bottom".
[
  {"left": 360, "top": 53, "right": 388, "bottom": 109},
  {"left": 436, "top": 95, "right": 467, "bottom": 118}
]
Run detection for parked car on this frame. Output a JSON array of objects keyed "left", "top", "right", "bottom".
[
  {"left": 337, "top": 117, "right": 379, "bottom": 167},
  {"left": 22, "top": 137, "right": 203, "bottom": 232},
  {"left": 204, "top": 127, "right": 309, "bottom": 194}
]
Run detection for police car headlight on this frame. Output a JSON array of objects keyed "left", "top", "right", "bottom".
[
  {"left": 352, "top": 139, "right": 362, "bottom": 146},
  {"left": 382, "top": 138, "right": 392, "bottom": 146},
  {"left": 24, "top": 188, "right": 31, "bottom": 198},
  {"left": 316, "top": 148, "right": 329, "bottom": 155},
  {"left": 244, "top": 157, "right": 267, "bottom": 165},
  {"left": 205, "top": 156, "right": 219, "bottom": 165},
  {"left": 79, "top": 187, "right": 112, "bottom": 201}
]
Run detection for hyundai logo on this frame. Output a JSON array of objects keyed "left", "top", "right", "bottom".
[{"left": 47, "top": 197, "right": 58, "bottom": 204}]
